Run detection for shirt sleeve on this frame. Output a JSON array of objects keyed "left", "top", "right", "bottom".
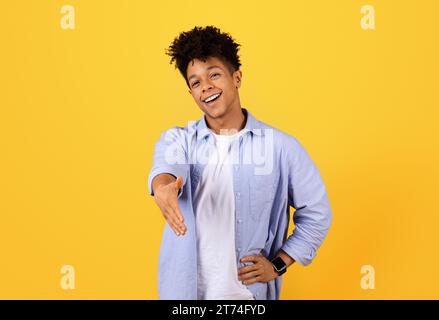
[
  {"left": 147, "top": 127, "right": 189, "bottom": 199},
  {"left": 281, "top": 137, "right": 333, "bottom": 266}
]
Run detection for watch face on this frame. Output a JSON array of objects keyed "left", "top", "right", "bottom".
[{"left": 272, "top": 257, "right": 286, "bottom": 271}]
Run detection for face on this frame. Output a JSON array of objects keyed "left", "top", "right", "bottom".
[{"left": 186, "top": 56, "right": 242, "bottom": 120}]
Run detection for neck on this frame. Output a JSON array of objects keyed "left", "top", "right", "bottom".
[{"left": 205, "top": 107, "right": 246, "bottom": 135}]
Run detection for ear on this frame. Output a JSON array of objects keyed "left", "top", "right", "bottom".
[{"left": 234, "top": 70, "right": 242, "bottom": 88}]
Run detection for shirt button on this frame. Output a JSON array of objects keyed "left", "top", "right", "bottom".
[
  {"left": 234, "top": 166, "right": 239, "bottom": 171},
  {"left": 236, "top": 192, "right": 241, "bottom": 199},
  {"left": 237, "top": 219, "right": 242, "bottom": 223},
  {"left": 237, "top": 248, "right": 241, "bottom": 252}
]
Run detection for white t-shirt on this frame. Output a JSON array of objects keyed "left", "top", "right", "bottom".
[{"left": 194, "top": 129, "right": 254, "bottom": 300}]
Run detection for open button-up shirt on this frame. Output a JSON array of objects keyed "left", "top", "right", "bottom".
[{"left": 147, "top": 108, "right": 333, "bottom": 300}]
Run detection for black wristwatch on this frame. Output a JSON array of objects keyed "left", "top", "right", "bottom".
[{"left": 271, "top": 256, "right": 287, "bottom": 276}]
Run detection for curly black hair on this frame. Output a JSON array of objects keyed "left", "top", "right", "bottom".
[{"left": 165, "top": 26, "right": 242, "bottom": 87}]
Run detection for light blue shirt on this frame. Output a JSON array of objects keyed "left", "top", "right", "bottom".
[{"left": 147, "top": 108, "right": 333, "bottom": 300}]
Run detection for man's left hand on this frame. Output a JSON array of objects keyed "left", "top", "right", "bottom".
[{"left": 237, "top": 254, "right": 279, "bottom": 285}]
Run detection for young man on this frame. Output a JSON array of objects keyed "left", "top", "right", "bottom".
[{"left": 148, "top": 26, "right": 332, "bottom": 300}]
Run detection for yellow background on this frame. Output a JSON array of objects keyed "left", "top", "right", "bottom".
[{"left": 1, "top": 0, "right": 438, "bottom": 299}]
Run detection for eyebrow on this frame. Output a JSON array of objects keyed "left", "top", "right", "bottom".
[{"left": 188, "top": 65, "right": 223, "bottom": 82}]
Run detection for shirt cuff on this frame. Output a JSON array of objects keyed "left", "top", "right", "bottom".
[{"left": 281, "top": 236, "right": 317, "bottom": 267}]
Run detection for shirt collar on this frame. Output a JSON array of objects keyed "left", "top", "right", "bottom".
[{"left": 196, "top": 108, "right": 264, "bottom": 142}]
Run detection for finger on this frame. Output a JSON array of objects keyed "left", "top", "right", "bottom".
[
  {"left": 164, "top": 210, "right": 184, "bottom": 236},
  {"left": 167, "top": 202, "right": 186, "bottom": 231},
  {"left": 240, "top": 255, "right": 259, "bottom": 263},
  {"left": 166, "top": 215, "right": 182, "bottom": 236},
  {"left": 165, "top": 216, "right": 182, "bottom": 236},
  {"left": 238, "top": 264, "right": 258, "bottom": 275},
  {"left": 239, "top": 270, "right": 261, "bottom": 281},
  {"left": 168, "top": 212, "right": 186, "bottom": 235},
  {"left": 166, "top": 207, "right": 186, "bottom": 234},
  {"left": 169, "top": 200, "right": 185, "bottom": 224},
  {"left": 175, "top": 176, "right": 183, "bottom": 191},
  {"left": 243, "top": 275, "right": 262, "bottom": 286}
]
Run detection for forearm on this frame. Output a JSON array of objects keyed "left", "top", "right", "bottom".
[{"left": 275, "top": 249, "right": 295, "bottom": 268}]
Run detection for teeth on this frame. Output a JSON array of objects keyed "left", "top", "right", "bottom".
[{"left": 204, "top": 93, "right": 220, "bottom": 103}]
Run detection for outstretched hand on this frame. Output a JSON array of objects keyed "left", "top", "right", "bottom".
[{"left": 153, "top": 176, "right": 187, "bottom": 236}]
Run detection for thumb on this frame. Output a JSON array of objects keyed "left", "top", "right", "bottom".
[{"left": 175, "top": 176, "right": 183, "bottom": 191}]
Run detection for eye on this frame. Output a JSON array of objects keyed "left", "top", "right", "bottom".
[
  {"left": 211, "top": 73, "right": 220, "bottom": 78},
  {"left": 191, "top": 81, "right": 199, "bottom": 88}
]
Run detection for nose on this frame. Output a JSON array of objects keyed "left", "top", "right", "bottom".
[{"left": 201, "top": 80, "right": 214, "bottom": 93}]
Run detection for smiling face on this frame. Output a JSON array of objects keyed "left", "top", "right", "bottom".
[{"left": 187, "top": 56, "right": 242, "bottom": 121}]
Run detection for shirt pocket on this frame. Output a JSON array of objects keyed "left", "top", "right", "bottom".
[{"left": 249, "top": 174, "right": 275, "bottom": 221}]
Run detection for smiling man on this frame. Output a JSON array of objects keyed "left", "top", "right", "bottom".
[{"left": 148, "top": 26, "right": 333, "bottom": 300}]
